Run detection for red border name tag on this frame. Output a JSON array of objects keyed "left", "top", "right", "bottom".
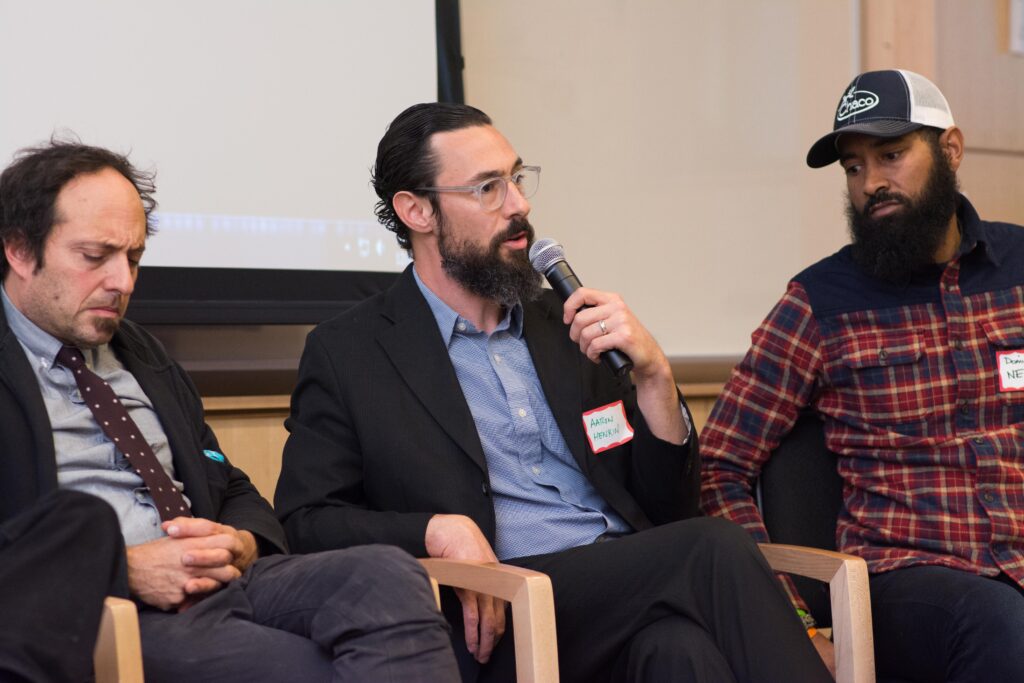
[
  {"left": 997, "top": 350, "right": 1024, "bottom": 392},
  {"left": 582, "top": 400, "right": 635, "bottom": 454}
]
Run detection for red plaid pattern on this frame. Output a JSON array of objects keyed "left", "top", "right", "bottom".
[{"left": 701, "top": 250, "right": 1024, "bottom": 611}]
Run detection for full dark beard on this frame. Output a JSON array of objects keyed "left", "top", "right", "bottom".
[
  {"left": 437, "top": 215, "right": 543, "bottom": 307},
  {"left": 846, "top": 143, "right": 960, "bottom": 284}
]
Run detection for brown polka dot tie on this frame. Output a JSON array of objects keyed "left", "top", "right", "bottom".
[{"left": 57, "top": 345, "right": 191, "bottom": 522}]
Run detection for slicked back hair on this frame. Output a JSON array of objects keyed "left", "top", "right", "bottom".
[{"left": 372, "top": 102, "right": 491, "bottom": 251}]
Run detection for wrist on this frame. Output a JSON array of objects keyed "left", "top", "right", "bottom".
[{"left": 631, "top": 353, "right": 673, "bottom": 386}]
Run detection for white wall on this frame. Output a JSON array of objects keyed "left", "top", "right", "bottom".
[{"left": 462, "top": 1, "right": 860, "bottom": 359}]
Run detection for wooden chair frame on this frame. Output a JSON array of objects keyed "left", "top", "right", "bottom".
[
  {"left": 91, "top": 561, "right": 559, "bottom": 683},
  {"left": 94, "top": 596, "right": 144, "bottom": 683},
  {"left": 421, "top": 558, "right": 559, "bottom": 683},
  {"left": 759, "top": 543, "right": 875, "bottom": 683}
]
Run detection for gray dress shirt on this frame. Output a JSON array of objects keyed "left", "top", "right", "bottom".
[{"left": 2, "top": 286, "right": 189, "bottom": 546}]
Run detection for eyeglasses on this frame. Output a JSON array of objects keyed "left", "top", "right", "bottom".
[{"left": 416, "top": 165, "right": 541, "bottom": 211}]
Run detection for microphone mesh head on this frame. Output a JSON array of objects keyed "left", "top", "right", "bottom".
[{"left": 529, "top": 238, "right": 566, "bottom": 274}]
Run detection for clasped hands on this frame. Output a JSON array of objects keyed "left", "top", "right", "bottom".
[{"left": 127, "top": 517, "right": 258, "bottom": 612}]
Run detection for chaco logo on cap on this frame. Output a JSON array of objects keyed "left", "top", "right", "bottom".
[{"left": 836, "top": 84, "right": 880, "bottom": 122}]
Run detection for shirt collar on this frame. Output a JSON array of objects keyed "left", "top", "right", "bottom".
[
  {"left": 956, "top": 194, "right": 999, "bottom": 267},
  {"left": 1, "top": 284, "right": 64, "bottom": 367},
  {"left": 412, "top": 265, "right": 524, "bottom": 344}
]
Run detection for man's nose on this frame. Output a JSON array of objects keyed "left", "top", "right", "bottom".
[
  {"left": 503, "top": 179, "right": 531, "bottom": 216},
  {"left": 105, "top": 255, "right": 137, "bottom": 296},
  {"left": 862, "top": 162, "right": 889, "bottom": 197}
]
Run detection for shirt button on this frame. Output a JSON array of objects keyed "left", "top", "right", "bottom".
[
  {"left": 531, "top": 466, "right": 541, "bottom": 475},
  {"left": 983, "top": 493, "right": 996, "bottom": 503},
  {"left": 952, "top": 339, "right": 964, "bottom": 350},
  {"left": 517, "top": 408, "right": 527, "bottom": 418},
  {"left": 457, "top": 322, "right": 467, "bottom": 332},
  {"left": 973, "top": 436, "right": 985, "bottom": 444},
  {"left": 878, "top": 349, "right": 889, "bottom": 361},
  {"left": 494, "top": 354, "right": 502, "bottom": 363}
]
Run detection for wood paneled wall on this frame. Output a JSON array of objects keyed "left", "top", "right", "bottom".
[
  {"left": 204, "top": 385, "right": 724, "bottom": 502},
  {"left": 863, "top": 0, "right": 1024, "bottom": 224}
]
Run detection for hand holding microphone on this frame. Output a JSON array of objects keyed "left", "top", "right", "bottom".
[{"left": 529, "top": 238, "right": 634, "bottom": 376}]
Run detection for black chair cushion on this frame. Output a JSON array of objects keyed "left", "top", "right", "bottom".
[{"left": 759, "top": 413, "right": 843, "bottom": 625}]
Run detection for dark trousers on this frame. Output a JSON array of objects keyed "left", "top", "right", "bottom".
[
  {"left": 871, "top": 565, "right": 1024, "bottom": 683},
  {"left": 0, "top": 490, "right": 124, "bottom": 683},
  {"left": 138, "top": 544, "right": 458, "bottom": 682},
  {"left": 447, "top": 517, "right": 833, "bottom": 683}
]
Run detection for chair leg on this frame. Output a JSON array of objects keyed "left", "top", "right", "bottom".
[{"left": 94, "top": 597, "right": 144, "bottom": 683}]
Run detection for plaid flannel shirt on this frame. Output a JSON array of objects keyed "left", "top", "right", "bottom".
[{"left": 701, "top": 196, "right": 1024, "bottom": 612}]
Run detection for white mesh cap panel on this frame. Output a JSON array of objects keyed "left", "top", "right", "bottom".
[{"left": 900, "top": 69, "right": 955, "bottom": 129}]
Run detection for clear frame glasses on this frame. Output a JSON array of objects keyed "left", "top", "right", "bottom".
[{"left": 416, "top": 165, "right": 541, "bottom": 211}]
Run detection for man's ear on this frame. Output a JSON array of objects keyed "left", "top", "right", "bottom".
[
  {"left": 939, "top": 126, "right": 964, "bottom": 172},
  {"left": 392, "top": 191, "right": 437, "bottom": 237},
  {"left": 3, "top": 238, "right": 38, "bottom": 279}
]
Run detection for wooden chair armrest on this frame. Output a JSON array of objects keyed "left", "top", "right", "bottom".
[
  {"left": 94, "top": 596, "right": 144, "bottom": 683},
  {"left": 758, "top": 544, "right": 875, "bottom": 683},
  {"left": 420, "top": 558, "right": 559, "bottom": 683}
]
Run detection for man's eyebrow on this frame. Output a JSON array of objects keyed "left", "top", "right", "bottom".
[
  {"left": 69, "top": 240, "right": 146, "bottom": 254},
  {"left": 465, "top": 157, "right": 524, "bottom": 184}
]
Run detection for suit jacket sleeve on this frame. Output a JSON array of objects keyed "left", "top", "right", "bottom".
[
  {"left": 274, "top": 328, "right": 435, "bottom": 557},
  {"left": 626, "top": 390, "right": 700, "bottom": 525}
]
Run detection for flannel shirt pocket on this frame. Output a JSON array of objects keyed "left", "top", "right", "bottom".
[{"left": 826, "top": 330, "right": 929, "bottom": 425}]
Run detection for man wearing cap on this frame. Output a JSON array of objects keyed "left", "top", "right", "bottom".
[
  {"left": 276, "top": 102, "right": 834, "bottom": 683},
  {"left": 701, "top": 69, "right": 1024, "bottom": 681}
]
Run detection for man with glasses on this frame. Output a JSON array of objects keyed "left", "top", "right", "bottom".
[{"left": 275, "top": 102, "right": 832, "bottom": 683}]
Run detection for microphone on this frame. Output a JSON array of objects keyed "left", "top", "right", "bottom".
[{"left": 529, "top": 238, "right": 633, "bottom": 376}]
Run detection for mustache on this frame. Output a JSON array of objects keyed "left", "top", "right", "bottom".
[
  {"left": 862, "top": 190, "right": 909, "bottom": 215},
  {"left": 490, "top": 218, "right": 535, "bottom": 248},
  {"left": 487, "top": 219, "right": 536, "bottom": 253}
]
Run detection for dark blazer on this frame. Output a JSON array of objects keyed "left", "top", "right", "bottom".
[
  {"left": 0, "top": 304, "right": 286, "bottom": 554},
  {"left": 275, "top": 265, "right": 700, "bottom": 558}
]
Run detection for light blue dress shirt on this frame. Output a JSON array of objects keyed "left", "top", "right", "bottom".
[
  {"left": 3, "top": 286, "right": 188, "bottom": 546},
  {"left": 413, "top": 268, "right": 633, "bottom": 560}
]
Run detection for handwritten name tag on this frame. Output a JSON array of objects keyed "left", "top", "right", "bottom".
[
  {"left": 582, "top": 400, "right": 635, "bottom": 454},
  {"left": 997, "top": 350, "right": 1024, "bottom": 391}
]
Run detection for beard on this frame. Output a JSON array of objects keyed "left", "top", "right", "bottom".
[
  {"left": 846, "top": 141, "right": 960, "bottom": 284},
  {"left": 437, "top": 214, "right": 543, "bottom": 307}
]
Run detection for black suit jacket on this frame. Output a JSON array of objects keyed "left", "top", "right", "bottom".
[
  {"left": 0, "top": 304, "right": 286, "bottom": 554},
  {"left": 275, "top": 265, "right": 699, "bottom": 558}
]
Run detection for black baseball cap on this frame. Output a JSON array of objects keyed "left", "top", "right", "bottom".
[{"left": 806, "top": 69, "right": 955, "bottom": 168}]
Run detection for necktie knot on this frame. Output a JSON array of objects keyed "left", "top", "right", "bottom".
[{"left": 56, "top": 345, "right": 85, "bottom": 371}]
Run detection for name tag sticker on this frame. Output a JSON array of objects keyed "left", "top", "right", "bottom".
[
  {"left": 582, "top": 400, "right": 635, "bottom": 454},
  {"left": 997, "top": 350, "right": 1024, "bottom": 391}
]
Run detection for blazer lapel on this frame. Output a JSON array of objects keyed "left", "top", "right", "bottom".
[
  {"left": 376, "top": 269, "right": 489, "bottom": 473},
  {"left": 113, "top": 329, "right": 216, "bottom": 517},
  {"left": 522, "top": 296, "right": 591, "bottom": 474}
]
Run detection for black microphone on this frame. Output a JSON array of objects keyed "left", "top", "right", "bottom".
[{"left": 529, "top": 238, "right": 633, "bottom": 376}]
